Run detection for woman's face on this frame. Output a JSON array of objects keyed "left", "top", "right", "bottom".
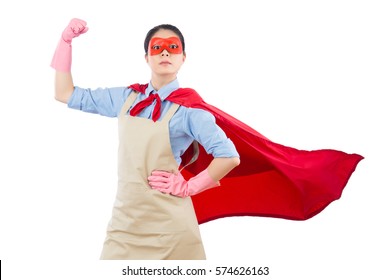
[{"left": 145, "top": 29, "right": 186, "bottom": 78}]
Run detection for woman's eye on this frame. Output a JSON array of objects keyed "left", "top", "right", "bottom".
[
  {"left": 169, "top": 44, "right": 178, "bottom": 49},
  {"left": 152, "top": 45, "right": 161, "bottom": 50}
]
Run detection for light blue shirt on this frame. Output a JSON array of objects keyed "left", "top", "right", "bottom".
[{"left": 68, "top": 79, "right": 239, "bottom": 165}]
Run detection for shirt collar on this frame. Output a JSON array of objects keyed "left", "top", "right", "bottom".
[{"left": 145, "top": 79, "right": 180, "bottom": 101}]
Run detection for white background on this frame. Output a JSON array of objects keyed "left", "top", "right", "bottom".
[{"left": 0, "top": 0, "right": 389, "bottom": 279}]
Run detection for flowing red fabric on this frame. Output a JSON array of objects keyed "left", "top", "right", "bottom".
[{"left": 129, "top": 84, "right": 364, "bottom": 224}]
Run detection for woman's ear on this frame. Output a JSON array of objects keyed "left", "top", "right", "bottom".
[
  {"left": 182, "top": 52, "right": 186, "bottom": 62},
  {"left": 145, "top": 54, "right": 149, "bottom": 63}
]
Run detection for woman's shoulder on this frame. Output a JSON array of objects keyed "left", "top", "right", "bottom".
[{"left": 178, "top": 106, "right": 215, "bottom": 122}]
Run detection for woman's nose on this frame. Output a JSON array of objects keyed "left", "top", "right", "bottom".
[{"left": 160, "top": 49, "right": 170, "bottom": 56}]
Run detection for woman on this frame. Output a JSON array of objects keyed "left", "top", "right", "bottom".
[
  {"left": 51, "top": 18, "right": 363, "bottom": 260},
  {"left": 51, "top": 18, "right": 240, "bottom": 260}
]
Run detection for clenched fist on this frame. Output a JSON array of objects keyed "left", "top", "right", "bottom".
[
  {"left": 62, "top": 18, "right": 89, "bottom": 44},
  {"left": 51, "top": 18, "right": 88, "bottom": 72}
]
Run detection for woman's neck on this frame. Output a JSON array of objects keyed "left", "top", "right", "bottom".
[{"left": 150, "top": 74, "right": 177, "bottom": 91}]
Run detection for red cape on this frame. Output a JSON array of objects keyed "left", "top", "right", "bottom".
[{"left": 129, "top": 84, "right": 364, "bottom": 224}]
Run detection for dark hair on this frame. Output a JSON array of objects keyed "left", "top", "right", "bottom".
[{"left": 144, "top": 24, "right": 185, "bottom": 54}]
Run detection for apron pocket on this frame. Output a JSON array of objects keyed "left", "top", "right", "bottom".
[{"left": 110, "top": 187, "right": 190, "bottom": 233}]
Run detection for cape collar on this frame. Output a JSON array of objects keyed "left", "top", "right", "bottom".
[{"left": 143, "top": 79, "right": 181, "bottom": 101}]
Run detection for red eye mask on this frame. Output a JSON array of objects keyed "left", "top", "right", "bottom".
[{"left": 149, "top": 37, "right": 183, "bottom": 56}]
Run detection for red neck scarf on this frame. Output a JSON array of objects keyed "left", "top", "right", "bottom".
[{"left": 129, "top": 93, "right": 162, "bottom": 121}]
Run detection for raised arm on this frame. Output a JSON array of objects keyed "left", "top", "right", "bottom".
[{"left": 51, "top": 18, "right": 88, "bottom": 103}]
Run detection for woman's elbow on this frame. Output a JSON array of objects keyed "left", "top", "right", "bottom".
[
  {"left": 54, "top": 94, "right": 68, "bottom": 104},
  {"left": 231, "top": 157, "right": 240, "bottom": 168},
  {"left": 54, "top": 88, "right": 73, "bottom": 104}
]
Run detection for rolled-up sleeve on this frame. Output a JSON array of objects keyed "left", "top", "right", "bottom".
[
  {"left": 183, "top": 108, "right": 239, "bottom": 158},
  {"left": 68, "top": 86, "right": 132, "bottom": 117}
]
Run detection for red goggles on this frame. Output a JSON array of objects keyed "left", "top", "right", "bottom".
[{"left": 148, "top": 37, "right": 183, "bottom": 56}]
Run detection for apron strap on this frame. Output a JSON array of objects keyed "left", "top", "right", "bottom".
[
  {"left": 161, "top": 103, "right": 180, "bottom": 123},
  {"left": 119, "top": 91, "right": 139, "bottom": 116},
  {"left": 179, "top": 141, "right": 200, "bottom": 172},
  {"left": 159, "top": 103, "right": 199, "bottom": 170}
]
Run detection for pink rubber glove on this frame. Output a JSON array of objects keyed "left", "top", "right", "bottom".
[
  {"left": 50, "top": 18, "right": 88, "bottom": 72},
  {"left": 148, "top": 169, "right": 220, "bottom": 197}
]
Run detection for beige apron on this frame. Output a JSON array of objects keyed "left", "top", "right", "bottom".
[{"left": 100, "top": 92, "right": 206, "bottom": 260}]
